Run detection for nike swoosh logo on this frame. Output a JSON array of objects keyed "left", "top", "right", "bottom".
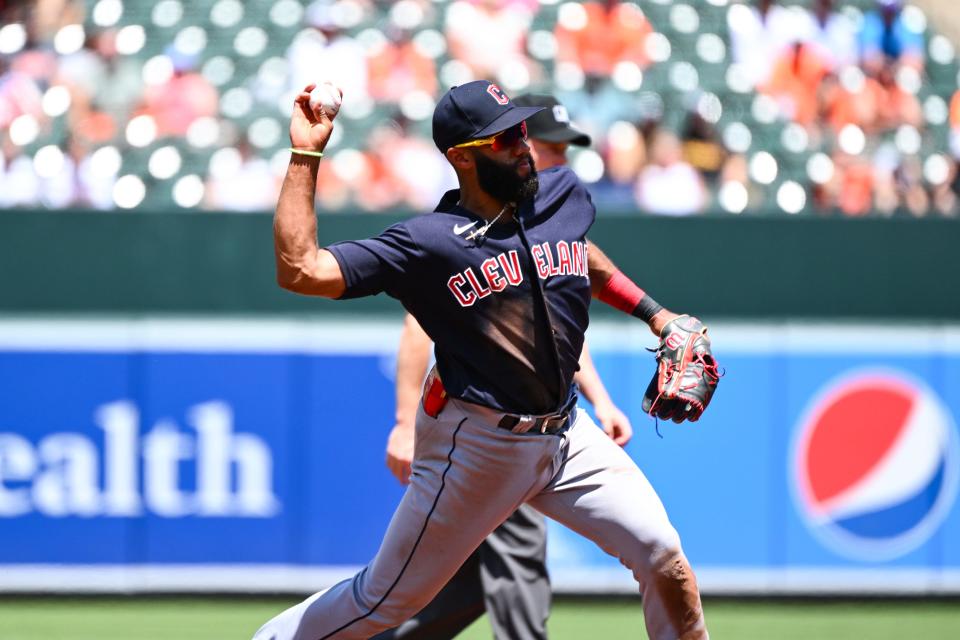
[{"left": 453, "top": 221, "right": 478, "bottom": 235}]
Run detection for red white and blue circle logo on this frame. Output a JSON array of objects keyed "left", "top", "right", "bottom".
[{"left": 792, "top": 370, "right": 959, "bottom": 561}]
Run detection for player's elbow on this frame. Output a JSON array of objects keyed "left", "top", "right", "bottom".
[
  {"left": 275, "top": 260, "right": 315, "bottom": 294},
  {"left": 275, "top": 258, "right": 344, "bottom": 298},
  {"left": 275, "top": 270, "right": 315, "bottom": 296},
  {"left": 275, "top": 264, "right": 304, "bottom": 292}
]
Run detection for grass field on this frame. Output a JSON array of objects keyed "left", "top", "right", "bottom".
[{"left": 0, "top": 597, "right": 958, "bottom": 639}]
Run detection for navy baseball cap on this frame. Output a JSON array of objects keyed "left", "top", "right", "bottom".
[
  {"left": 513, "top": 94, "right": 591, "bottom": 147},
  {"left": 432, "top": 80, "right": 544, "bottom": 153}
]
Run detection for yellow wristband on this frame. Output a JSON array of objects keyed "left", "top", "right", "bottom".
[{"left": 289, "top": 147, "right": 323, "bottom": 158}]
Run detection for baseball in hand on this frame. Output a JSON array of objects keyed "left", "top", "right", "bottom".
[{"left": 309, "top": 82, "right": 342, "bottom": 119}]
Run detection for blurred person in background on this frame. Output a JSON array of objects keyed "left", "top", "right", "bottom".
[
  {"left": 821, "top": 64, "right": 920, "bottom": 135},
  {"left": 553, "top": 0, "right": 653, "bottom": 77},
  {"left": 871, "top": 63, "right": 922, "bottom": 131},
  {"left": 820, "top": 69, "right": 879, "bottom": 134},
  {"left": 138, "top": 47, "right": 218, "bottom": 138},
  {"left": 204, "top": 137, "right": 279, "bottom": 212},
  {"left": 557, "top": 75, "right": 643, "bottom": 137},
  {"left": 950, "top": 89, "right": 960, "bottom": 180},
  {"left": 592, "top": 119, "right": 648, "bottom": 209},
  {"left": 762, "top": 40, "right": 831, "bottom": 126},
  {"left": 858, "top": 0, "right": 925, "bottom": 74},
  {"left": 951, "top": 88, "right": 960, "bottom": 137},
  {"left": 933, "top": 159, "right": 959, "bottom": 216},
  {"left": 679, "top": 108, "right": 724, "bottom": 185},
  {"left": 827, "top": 150, "right": 875, "bottom": 216},
  {"left": 28, "top": 0, "right": 83, "bottom": 43},
  {"left": 716, "top": 152, "right": 761, "bottom": 212},
  {"left": 376, "top": 92, "right": 633, "bottom": 640},
  {"left": 894, "top": 155, "right": 931, "bottom": 216},
  {"left": 728, "top": 0, "right": 798, "bottom": 88},
  {"left": 635, "top": 129, "right": 706, "bottom": 216},
  {"left": 368, "top": 27, "right": 437, "bottom": 103},
  {"left": 82, "top": 29, "right": 145, "bottom": 123},
  {"left": 286, "top": 0, "right": 370, "bottom": 102},
  {"left": 444, "top": 0, "right": 535, "bottom": 79},
  {"left": 0, "top": 141, "right": 40, "bottom": 207},
  {"left": 366, "top": 117, "right": 455, "bottom": 211},
  {"left": 798, "top": 0, "right": 857, "bottom": 72},
  {"left": 0, "top": 45, "right": 45, "bottom": 129}
]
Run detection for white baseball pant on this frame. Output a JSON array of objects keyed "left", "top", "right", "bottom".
[{"left": 253, "top": 398, "right": 707, "bottom": 640}]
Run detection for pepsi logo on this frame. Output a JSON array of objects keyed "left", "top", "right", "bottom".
[{"left": 791, "top": 370, "right": 959, "bottom": 561}]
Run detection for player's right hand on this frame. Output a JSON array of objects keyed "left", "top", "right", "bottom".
[
  {"left": 385, "top": 422, "right": 415, "bottom": 484},
  {"left": 289, "top": 83, "right": 337, "bottom": 154}
]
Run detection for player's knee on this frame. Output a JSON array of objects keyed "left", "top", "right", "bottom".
[
  {"left": 651, "top": 546, "right": 695, "bottom": 591},
  {"left": 623, "top": 522, "right": 683, "bottom": 577},
  {"left": 651, "top": 549, "right": 707, "bottom": 638}
]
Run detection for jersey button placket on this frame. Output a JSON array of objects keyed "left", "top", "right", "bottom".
[{"left": 515, "top": 214, "right": 566, "bottom": 400}]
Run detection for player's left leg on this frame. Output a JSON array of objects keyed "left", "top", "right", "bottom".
[
  {"left": 479, "top": 504, "right": 550, "bottom": 640},
  {"left": 252, "top": 400, "right": 561, "bottom": 640},
  {"left": 528, "top": 409, "right": 708, "bottom": 640},
  {"left": 376, "top": 504, "right": 550, "bottom": 640}
]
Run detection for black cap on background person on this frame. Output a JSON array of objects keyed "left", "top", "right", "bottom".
[
  {"left": 512, "top": 94, "right": 590, "bottom": 170},
  {"left": 513, "top": 94, "right": 591, "bottom": 147}
]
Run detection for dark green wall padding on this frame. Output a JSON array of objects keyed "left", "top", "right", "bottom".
[{"left": 1, "top": 210, "right": 957, "bottom": 319}]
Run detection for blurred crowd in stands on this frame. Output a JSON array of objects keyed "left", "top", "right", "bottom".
[{"left": 0, "top": 0, "right": 958, "bottom": 216}]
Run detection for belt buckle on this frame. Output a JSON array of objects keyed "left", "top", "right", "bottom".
[
  {"left": 540, "top": 411, "right": 566, "bottom": 434},
  {"left": 513, "top": 415, "right": 535, "bottom": 434}
]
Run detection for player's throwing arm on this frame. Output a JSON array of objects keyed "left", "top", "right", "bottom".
[{"left": 274, "top": 82, "right": 347, "bottom": 299}]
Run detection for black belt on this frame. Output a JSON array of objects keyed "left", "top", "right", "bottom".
[{"left": 498, "top": 411, "right": 570, "bottom": 435}]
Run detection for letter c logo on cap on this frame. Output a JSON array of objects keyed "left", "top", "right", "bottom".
[{"left": 486, "top": 84, "right": 509, "bottom": 105}]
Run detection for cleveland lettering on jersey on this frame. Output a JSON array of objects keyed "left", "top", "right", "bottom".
[
  {"left": 328, "top": 166, "right": 595, "bottom": 413},
  {"left": 446, "top": 241, "right": 588, "bottom": 308},
  {"left": 447, "top": 250, "right": 524, "bottom": 307},
  {"left": 531, "top": 240, "right": 588, "bottom": 281}
]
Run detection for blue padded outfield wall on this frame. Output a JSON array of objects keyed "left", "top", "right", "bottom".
[{"left": 0, "top": 318, "right": 958, "bottom": 595}]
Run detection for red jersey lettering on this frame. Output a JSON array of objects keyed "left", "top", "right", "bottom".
[
  {"left": 544, "top": 242, "right": 560, "bottom": 276},
  {"left": 497, "top": 250, "right": 523, "bottom": 285},
  {"left": 464, "top": 267, "right": 492, "bottom": 299},
  {"left": 448, "top": 273, "right": 477, "bottom": 307},
  {"left": 556, "top": 241, "right": 572, "bottom": 275},
  {"left": 481, "top": 257, "right": 506, "bottom": 292},
  {"left": 571, "top": 241, "right": 583, "bottom": 276},
  {"left": 531, "top": 244, "right": 550, "bottom": 279}
]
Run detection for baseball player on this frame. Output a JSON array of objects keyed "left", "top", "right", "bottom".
[
  {"left": 376, "top": 94, "right": 631, "bottom": 640},
  {"left": 255, "top": 80, "right": 718, "bottom": 640}
]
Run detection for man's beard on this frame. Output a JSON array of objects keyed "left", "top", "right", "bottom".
[{"left": 474, "top": 152, "right": 539, "bottom": 204}]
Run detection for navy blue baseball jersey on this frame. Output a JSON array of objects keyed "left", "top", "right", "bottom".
[{"left": 327, "top": 166, "right": 595, "bottom": 415}]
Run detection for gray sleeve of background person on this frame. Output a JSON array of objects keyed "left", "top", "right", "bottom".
[{"left": 480, "top": 505, "right": 551, "bottom": 640}]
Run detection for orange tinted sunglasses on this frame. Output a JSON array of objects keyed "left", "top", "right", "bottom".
[{"left": 454, "top": 121, "right": 528, "bottom": 152}]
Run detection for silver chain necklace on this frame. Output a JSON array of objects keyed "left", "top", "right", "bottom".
[{"left": 466, "top": 202, "right": 514, "bottom": 241}]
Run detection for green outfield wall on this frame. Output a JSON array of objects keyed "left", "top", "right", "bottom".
[{"left": 1, "top": 210, "right": 957, "bottom": 319}]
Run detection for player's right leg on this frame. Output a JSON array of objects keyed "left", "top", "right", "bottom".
[
  {"left": 528, "top": 409, "right": 708, "bottom": 640},
  {"left": 252, "top": 401, "right": 561, "bottom": 640}
]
